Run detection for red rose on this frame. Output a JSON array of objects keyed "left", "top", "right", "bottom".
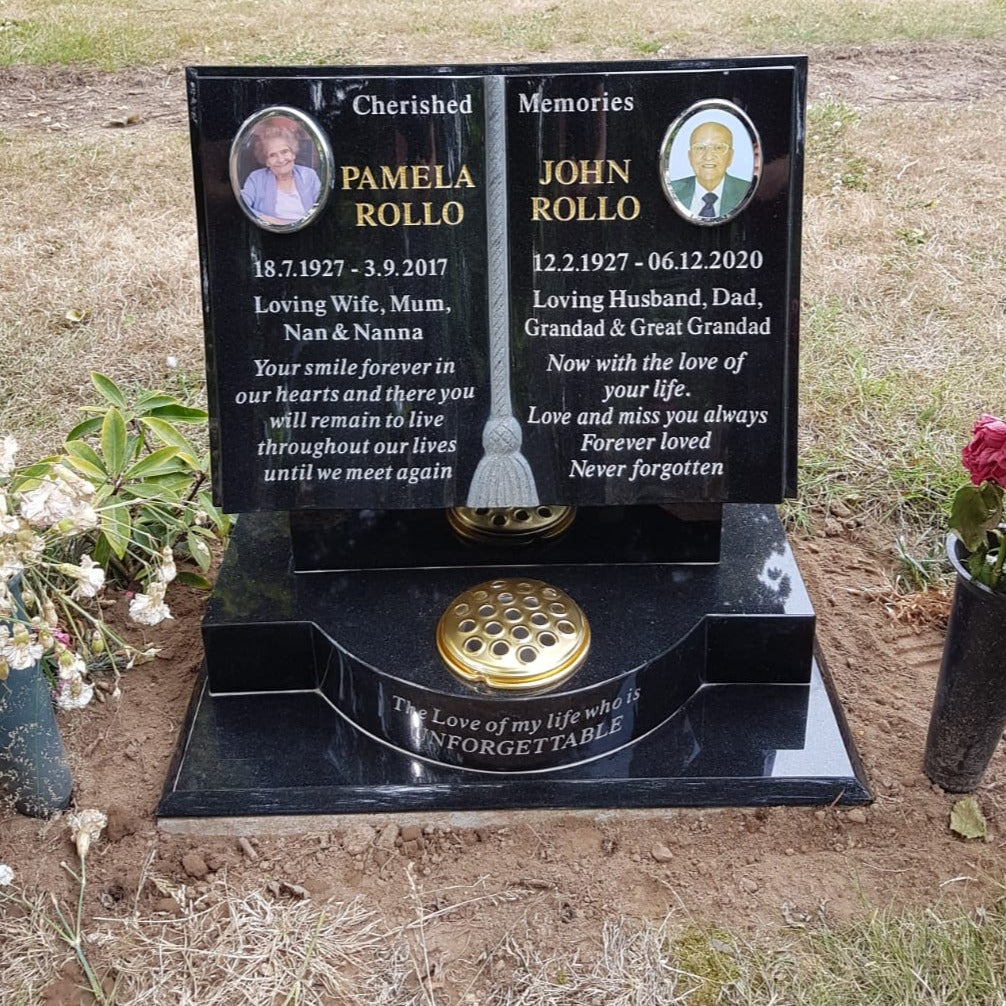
[{"left": 962, "top": 414, "right": 1006, "bottom": 487}]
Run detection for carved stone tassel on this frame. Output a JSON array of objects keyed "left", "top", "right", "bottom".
[{"left": 466, "top": 74, "right": 539, "bottom": 507}]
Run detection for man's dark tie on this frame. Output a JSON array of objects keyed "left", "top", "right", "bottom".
[{"left": 700, "top": 192, "right": 717, "bottom": 218}]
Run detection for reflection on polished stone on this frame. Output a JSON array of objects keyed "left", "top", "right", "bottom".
[
  {"left": 289, "top": 504, "right": 723, "bottom": 571},
  {"left": 159, "top": 504, "right": 869, "bottom": 816},
  {"left": 159, "top": 658, "right": 866, "bottom": 816}
]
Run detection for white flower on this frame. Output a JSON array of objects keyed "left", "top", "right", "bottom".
[
  {"left": 0, "top": 582, "right": 11, "bottom": 618},
  {"left": 42, "top": 598, "right": 58, "bottom": 627},
  {"left": 57, "top": 501, "right": 99, "bottom": 533},
  {"left": 19, "top": 476, "right": 74, "bottom": 528},
  {"left": 129, "top": 581, "right": 172, "bottom": 626},
  {"left": 156, "top": 546, "right": 177, "bottom": 584},
  {"left": 66, "top": 554, "right": 106, "bottom": 599},
  {"left": 0, "top": 436, "right": 17, "bottom": 476},
  {"left": 67, "top": 808, "right": 106, "bottom": 859},
  {"left": 0, "top": 624, "right": 44, "bottom": 670},
  {"left": 18, "top": 471, "right": 97, "bottom": 531},
  {"left": 57, "top": 648, "right": 87, "bottom": 680},
  {"left": 1, "top": 530, "right": 42, "bottom": 580},
  {"left": 55, "top": 671, "right": 94, "bottom": 711},
  {"left": 0, "top": 864, "right": 13, "bottom": 886},
  {"left": 166, "top": 355, "right": 179, "bottom": 369},
  {"left": 18, "top": 476, "right": 67, "bottom": 526},
  {"left": 55, "top": 466, "right": 96, "bottom": 499}
]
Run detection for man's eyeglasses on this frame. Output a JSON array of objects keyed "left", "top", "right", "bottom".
[{"left": 690, "top": 143, "right": 731, "bottom": 156}]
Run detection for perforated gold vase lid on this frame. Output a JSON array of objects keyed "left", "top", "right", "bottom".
[
  {"left": 446, "top": 506, "right": 575, "bottom": 546},
  {"left": 437, "top": 578, "right": 590, "bottom": 692}
]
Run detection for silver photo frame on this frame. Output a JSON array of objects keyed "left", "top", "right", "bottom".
[
  {"left": 659, "top": 99, "right": 762, "bottom": 227},
  {"left": 229, "top": 106, "right": 333, "bottom": 233}
]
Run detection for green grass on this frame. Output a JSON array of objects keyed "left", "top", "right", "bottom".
[
  {"left": 772, "top": 900, "right": 1006, "bottom": 1005},
  {"left": 487, "top": 894, "right": 1006, "bottom": 1005},
  {"left": 2, "top": 0, "right": 1004, "bottom": 70},
  {"left": 806, "top": 101, "right": 876, "bottom": 194},
  {"left": 0, "top": 12, "right": 161, "bottom": 69},
  {"left": 796, "top": 297, "right": 965, "bottom": 530},
  {"left": 739, "top": 0, "right": 1006, "bottom": 46}
]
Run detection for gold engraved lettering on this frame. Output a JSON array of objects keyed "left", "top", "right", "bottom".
[
  {"left": 341, "top": 163, "right": 475, "bottom": 191},
  {"left": 355, "top": 200, "right": 465, "bottom": 228},
  {"left": 530, "top": 195, "right": 640, "bottom": 223},
  {"left": 538, "top": 159, "right": 631, "bottom": 186}
]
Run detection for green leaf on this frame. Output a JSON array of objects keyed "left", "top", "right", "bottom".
[
  {"left": 123, "top": 446, "right": 182, "bottom": 480},
  {"left": 197, "top": 490, "right": 232, "bottom": 534},
  {"left": 135, "top": 392, "right": 180, "bottom": 414},
  {"left": 139, "top": 416, "right": 202, "bottom": 467},
  {"left": 11, "top": 464, "right": 63, "bottom": 497},
  {"left": 187, "top": 529, "right": 212, "bottom": 572},
  {"left": 949, "top": 483, "right": 1002, "bottom": 553},
  {"left": 950, "top": 796, "right": 988, "bottom": 840},
  {"left": 92, "top": 533, "right": 111, "bottom": 570},
  {"left": 64, "top": 416, "right": 104, "bottom": 442},
  {"left": 91, "top": 372, "right": 127, "bottom": 410},
  {"left": 175, "top": 570, "right": 213, "bottom": 589},
  {"left": 140, "top": 472, "right": 192, "bottom": 495},
  {"left": 118, "top": 482, "right": 183, "bottom": 502},
  {"left": 63, "top": 440, "right": 108, "bottom": 481},
  {"left": 967, "top": 550, "right": 990, "bottom": 581},
  {"left": 99, "top": 501, "right": 132, "bottom": 559},
  {"left": 100, "top": 407, "right": 128, "bottom": 477},
  {"left": 146, "top": 404, "right": 208, "bottom": 424}
]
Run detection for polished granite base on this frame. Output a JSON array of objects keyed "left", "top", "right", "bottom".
[{"left": 157, "top": 505, "right": 870, "bottom": 818}]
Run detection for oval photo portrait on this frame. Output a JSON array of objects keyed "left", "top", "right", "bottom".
[
  {"left": 659, "top": 101, "right": 761, "bottom": 227},
  {"left": 230, "top": 107, "right": 332, "bottom": 233}
]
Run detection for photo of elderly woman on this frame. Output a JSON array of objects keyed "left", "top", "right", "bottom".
[{"left": 229, "top": 108, "right": 331, "bottom": 231}]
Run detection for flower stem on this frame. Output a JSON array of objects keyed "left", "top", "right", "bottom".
[{"left": 990, "top": 530, "right": 1005, "bottom": 591}]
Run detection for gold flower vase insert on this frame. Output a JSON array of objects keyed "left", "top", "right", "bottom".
[{"left": 437, "top": 578, "right": 590, "bottom": 692}]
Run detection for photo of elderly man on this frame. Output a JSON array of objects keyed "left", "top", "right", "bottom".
[{"left": 671, "top": 120, "right": 751, "bottom": 221}]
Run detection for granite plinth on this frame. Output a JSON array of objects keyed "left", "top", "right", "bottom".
[
  {"left": 158, "top": 504, "right": 869, "bottom": 817},
  {"left": 289, "top": 504, "right": 723, "bottom": 571}
]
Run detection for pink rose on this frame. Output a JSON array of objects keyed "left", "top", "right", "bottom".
[{"left": 962, "top": 414, "right": 1006, "bottom": 486}]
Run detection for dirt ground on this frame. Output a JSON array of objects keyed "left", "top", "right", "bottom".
[
  {"left": 3, "top": 38, "right": 1006, "bottom": 1003},
  {"left": 2, "top": 38, "right": 1006, "bottom": 131},
  {"left": 4, "top": 518, "right": 1005, "bottom": 992}
]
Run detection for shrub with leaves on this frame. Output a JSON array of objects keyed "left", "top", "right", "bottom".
[{"left": 0, "top": 373, "right": 230, "bottom": 708}]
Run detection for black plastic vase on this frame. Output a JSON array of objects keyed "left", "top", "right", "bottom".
[
  {"left": 924, "top": 532, "right": 1006, "bottom": 793},
  {"left": 0, "top": 578, "right": 73, "bottom": 816}
]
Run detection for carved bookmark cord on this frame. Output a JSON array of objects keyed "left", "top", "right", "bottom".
[{"left": 466, "top": 75, "right": 539, "bottom": 507}]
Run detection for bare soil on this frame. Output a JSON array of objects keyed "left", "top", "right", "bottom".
[
  {"left": 3, "top": 38, "right": 1006, "bottom": 1003},
  {"left": 2, "top": 39, "right": 1005, "bottom": 132},
  {"left": 4, "top": 518, "right": 1005, "bottom": 1000}
]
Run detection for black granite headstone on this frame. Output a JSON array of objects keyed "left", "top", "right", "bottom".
[
  {"left": 190, "top": 59, "right": 801, "bottom": 513},
  {"left": 159, "top": 57, "right": 869, "bottom": 819}
]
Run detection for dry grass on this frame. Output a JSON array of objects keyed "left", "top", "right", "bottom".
[
  {"left": 797, "top": 96, "right": 1006, "bottom": 528},
  {"left": 0, "top": 128, "right": 204, "bottom": 456},
  {"left": 2, "top": 0, "right": 1004, "bottom": 69},
  {"left": 5, "top": 872, "right": 1006, "bottom": 1005},
  {"left": 1, "top": 878, "right": 394, "bottom": 1004}
]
